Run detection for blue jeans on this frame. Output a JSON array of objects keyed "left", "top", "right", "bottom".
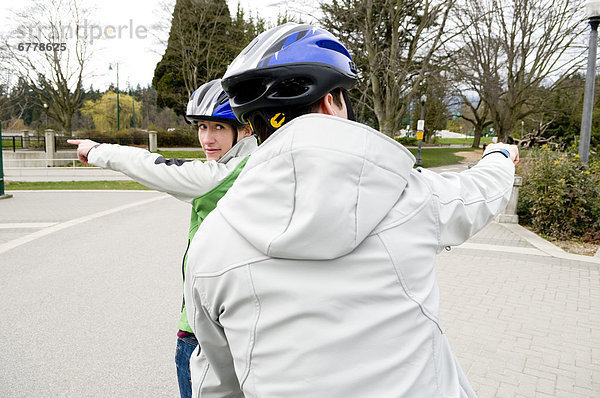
[{"left": 175, "top": 335, "right": 198, "bottom": 398}]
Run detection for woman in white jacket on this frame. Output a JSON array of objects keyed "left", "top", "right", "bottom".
[
  {"left": 184, "top": 23, "right": 518, "bottom": 397},
  {"left": 69, "top": 79, "right": 257, "bottom": 398}
]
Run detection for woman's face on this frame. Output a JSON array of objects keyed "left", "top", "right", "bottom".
[{"left": 197, "top": 120, "right": 236, "bottom": 161}]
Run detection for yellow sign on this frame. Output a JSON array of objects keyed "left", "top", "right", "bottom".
[
  {"left": 417, "top": 131, "right": 424, "bottom": 140},
  {"left": 270, "top": 113, "right": 286, "bottom": 128}
]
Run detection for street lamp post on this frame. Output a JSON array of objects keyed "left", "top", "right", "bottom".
[
  {"left": 131, "top": 86, "right": 136, "bottom": 128},
  {"left": 580, "top": 0, "right": 600, "bottom": 163},
  {"left": 109, "top": 63, "right": 120, "bottom": 131},
  {"left": 521, "top": 120, "right": 524, "bottom": 137},
  {"left": 43, "top": 103, "right": 48, "bottom": 127},
  {"left": 416, "top": 94, "right": 426, "bottom": 167}
]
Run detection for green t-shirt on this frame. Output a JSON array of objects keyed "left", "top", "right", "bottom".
[{"left": 178, "top": 156, "right": 249, "bottom": 333}]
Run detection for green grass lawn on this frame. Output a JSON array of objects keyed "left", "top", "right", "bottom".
[
  {"left": 156, "top": 150, "right": 205, "bottom": 159},
  {"left": 437, "top": 137, "right": 494, "bottom": 145},
  {"left": 407, "top": 147, "right": 478, "bottom": 168},
  {"left": 5, "top": 180, "right": 150, "bottom": 191},
  {"left": 5, "top": 147, "right": 477, "bottom": 190},
  {"left": 2, "top": 138, "right": 24, "bottom": 149}
]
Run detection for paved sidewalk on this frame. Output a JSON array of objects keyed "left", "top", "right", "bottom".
[
  {"left": 429, "top": 161, "right": 600, "bottom": 397},
  {"left": 4, "top": 165, "right": 133, "bottom": 181},
  {"left": 438, "top": 222, "right": 599, "bottom": 397}
]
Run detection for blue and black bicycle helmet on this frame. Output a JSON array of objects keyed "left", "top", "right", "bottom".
[
  {"left": 221, "top": 23, "right": 358, "bottom": 137},
  {"left": 185, "top": 79, "right": 244, "bottom": 145}
]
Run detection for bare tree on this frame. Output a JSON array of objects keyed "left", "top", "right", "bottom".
[
  {"left": 1, "top": 0, "right": 91, "bottom": 133},
  {"left": 450, "top": 0, "right": 586, "bottom": 142},
  {"left": 447, "top": 61, "right": 493, "bottom": 148},
  {"left": 0, "top": 80, "right": 31, "bottom": 128},
  {"left": 322, "top": 0, "right": 457, "bottom": 136},
  {"left": 512, "top": 118, "right": 557, "bottom": 148},
  {"left": 458, "top": 96, "right": 493, "bottom": 148},
  {"left": 150, "top": 0, "right": 176, "bottom": 55}
]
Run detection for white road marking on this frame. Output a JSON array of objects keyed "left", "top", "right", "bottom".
[
  {"left": 0, "top": 223, "right": 58, "bottom": 229},
  {"left": 0, "top": 195, "right": 168, "bottom": 255}
]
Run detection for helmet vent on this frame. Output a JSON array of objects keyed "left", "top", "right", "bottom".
[
  {"left": 271, "top": 77, "right": 312, "bottom": 98},
  {"left": 230, "top": 78, "right": 268, "bottom": 103},
  {"left": 316, "top": 39, "right": 352, "bottom": 58}
]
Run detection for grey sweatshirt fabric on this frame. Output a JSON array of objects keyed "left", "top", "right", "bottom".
[{"left": 184, "top": 114, "right": 515, "bottom": 397}]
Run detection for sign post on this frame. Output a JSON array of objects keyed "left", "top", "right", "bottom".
[
  {"left": 416, "top": 94, "right": 427, "bottom": 167},
  {"left": 0, "top": 120, "right": 14, "bottom": 199}
]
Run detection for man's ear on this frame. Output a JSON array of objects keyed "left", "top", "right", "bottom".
[
  {"left": 318, "top": 92, "right": 347, "bottom": 118},
  {"left": 318, "top": 93, "right": 337, "bottom": 116}
]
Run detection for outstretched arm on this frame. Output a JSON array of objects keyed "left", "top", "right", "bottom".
[
  {"left": 420, "top": 143, "right": 518, "bottom": 248},
  {"left": 67, "top": 140, "right": 238, "bottom": 203}
]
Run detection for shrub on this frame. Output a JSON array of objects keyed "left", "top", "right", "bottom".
[
  {"left": 72, "top": 128, "right": 197, "bottom": 147},
  {"left": 395, "top": 136, "right": 418, "bottom": 146},
  {"left": 157, "top": 129, "right": 198, "bottom": 147},
  {"left": 115, "top": 130, "right": 133, "bottom": 145},
  {"left": 130, "top": 129, "right": 148, "bottom": 145},
  {"left": 517, "top": 147, "right": 600, "bottom": 242}
]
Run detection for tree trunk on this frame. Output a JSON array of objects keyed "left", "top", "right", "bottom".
[
  {"left": 379, "top": 117, "right": 395, "bottom": 137},
  {"left": 472, "top": 127, "right": 482, "bottom": 148}
]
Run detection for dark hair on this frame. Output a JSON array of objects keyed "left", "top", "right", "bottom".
[
  {"left": 249, "top": 88, "right": 345, "bottom": 142},
  {"left": 302, "top": 88, "right": 344, "bottom": 113}
]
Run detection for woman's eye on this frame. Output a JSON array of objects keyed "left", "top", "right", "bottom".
[
  {"left": 198, "top": 124, "right": 207, "bottom": 129},
  {"left": 215, "top": 124, "right": 224, "bottom": 130}
]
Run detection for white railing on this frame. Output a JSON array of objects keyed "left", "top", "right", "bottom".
[
  {"left": 3, "top": 158, "right": 87, "bottom": 168},
  {"left": 3, "top": 156, "right": 206, "bottom": 168}
]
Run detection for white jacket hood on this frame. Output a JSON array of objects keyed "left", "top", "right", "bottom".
[{"left": 216, "top": 114, "right": 415, "bottom": 260}]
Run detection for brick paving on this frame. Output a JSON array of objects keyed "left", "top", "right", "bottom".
[
  {"left": 468, "top": 222, "right": 535, "bottom": 248},
  {"left": 437, "top": 226, "right": 600, "bottom": 398}
]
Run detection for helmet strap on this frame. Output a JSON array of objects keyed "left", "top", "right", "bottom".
[
  {"left": 342, "top": 89, "right": 355, "bottom": 121},
  {"left": 248, "top": 110, "right": 286, "bottom": 142},
  {"left": 231, "top": 125, "right": 238, "bottom": 147}
]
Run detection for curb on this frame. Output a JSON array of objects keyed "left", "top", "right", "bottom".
[{"left": 500, "top": 223, "right": 600, "bottom": 265}]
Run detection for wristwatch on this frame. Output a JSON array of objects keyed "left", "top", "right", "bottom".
[{"left": 482, "top": 148, "right": 510, "bottom": 159}]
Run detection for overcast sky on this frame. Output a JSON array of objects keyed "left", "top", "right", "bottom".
[{"left": 0, "top": 0, "right": 321, "bottom": 90}]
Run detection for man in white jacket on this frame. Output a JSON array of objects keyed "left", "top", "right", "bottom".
[
  {"left": 69, "top": 79, "right": 258, "bottom": 398},
  {"left": 184, "top": 23, "right": 518, "bottom": 397}
]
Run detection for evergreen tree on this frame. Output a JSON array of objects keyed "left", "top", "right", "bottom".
[
  {"left": 230, "top": 4, "right": 266, "bottom": 48},
  {"left": 153, "top": 0, "right": 235, "bottom": 116}
]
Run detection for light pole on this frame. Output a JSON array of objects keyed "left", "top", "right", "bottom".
[
  {"left": 131, "top": 85, "right": 136, "bottom": 128},
  {"left": 580, "top": 0, "right": 600, "bottom": 163},
  {"left": 521, "top": 120, "right": 524, "bottom": 137},
  {"left": 109, "top": 63, "right": 120, "bottom": 131},
  {"left": 416, "top": 94, "right": 426, "bottom": 167},
  {"left": 43, "top": 103, "right": 48, "bottom": 127}
]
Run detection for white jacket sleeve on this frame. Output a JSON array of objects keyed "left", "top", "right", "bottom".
[
  {"left": 419, "top": 152, "right": 515, "bottom": 248},
  {"left": 87, "top": 144, "right": 241, "bottom": 203}
]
